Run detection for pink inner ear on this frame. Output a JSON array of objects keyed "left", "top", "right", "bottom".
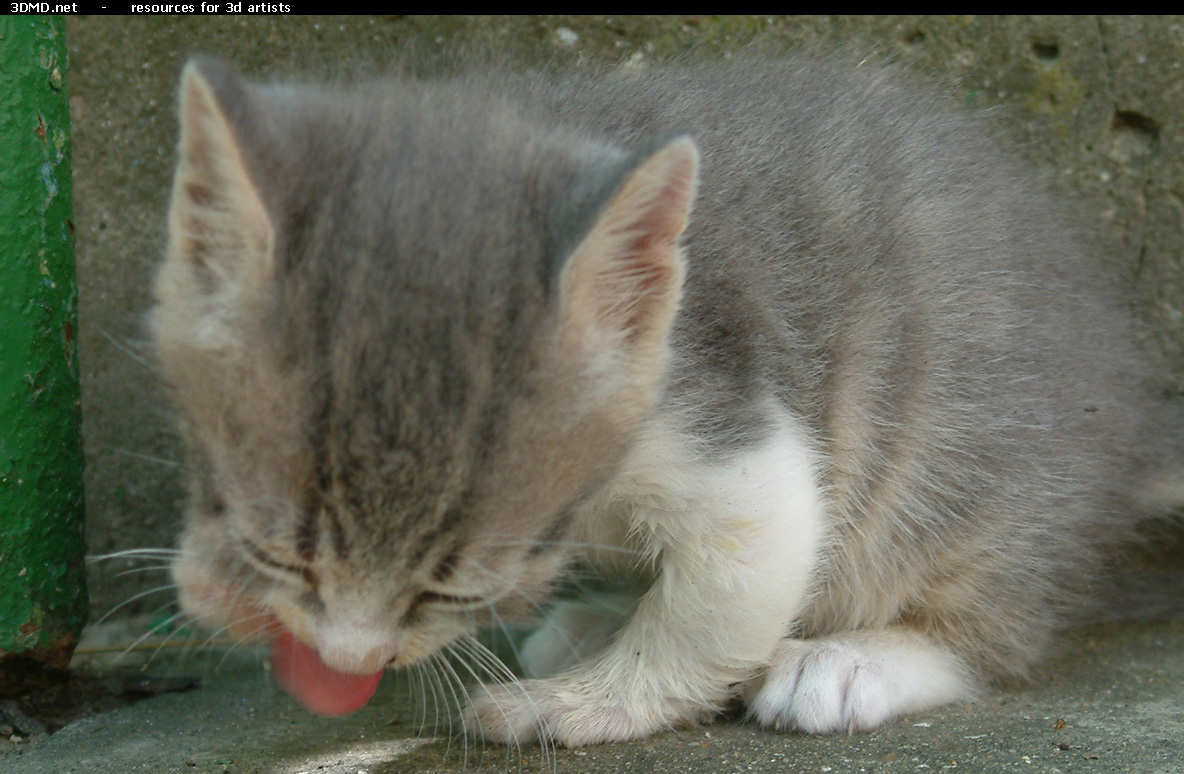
[{"left": 271, "top": 628, "right": 384, "bottom": 716}]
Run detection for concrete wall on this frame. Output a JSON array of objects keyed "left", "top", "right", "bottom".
[{"left": 64, "top": 16, "right": 1184, "bottom": 621}]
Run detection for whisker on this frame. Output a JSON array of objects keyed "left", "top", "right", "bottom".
[
  {"left": 433, "top": 648, "right": 475, "bottom": 769},
  {"left": 87, "top": 547, "right": 182, "bottom": 563},
  {"left": 91, "top": 583, "right": 183, "bottom": 627},
  {"left": 423, "top": 655, "right": 455, "bottom": 746},
  {"left": 112, "top": 565, "right": 175, "bottom": 578},
  {"left": 407, "top": 661, "right": 434, "bottom": 738},
  {"left": 84, "top": 606, "right": 193, "bottom": 666},
  {"left": 456, "top": 635, "right": 518, "bottom": 685},
  {"left": 212, "top": 628, "right": 259, "bottom": 670},
  {"left": 97, "top": 325, "right": 154, "bottom": 370},
  {"left": 444, "top": 556, "right": 558, "bottom": 624},
  {"left": 483, "top": 536, "right": 644, "bottom": 559},
  {"left": 469, "top": 635, "right": 560, "bottom": 771},
  {"left": 73, "top": 637, "right": 239, "bottom": 655},
  {"left": 449, "top": 636, "right": 554, "bottom": 771},
  {"left": 485, "top": 606, "right": 530, "bottom": 676},
  {"left": 75, "top": 608, "right": 232, "bottom": 656},
  {"left": 99, "top": 445, "right": 180, "bottom": 468}
]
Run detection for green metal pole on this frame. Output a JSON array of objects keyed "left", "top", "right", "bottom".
[{"left": 0, "top": 16, "right": 87, "bottom": 671}]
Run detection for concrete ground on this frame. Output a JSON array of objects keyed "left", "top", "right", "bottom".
[{"left": 2, "top": 619, "right": 1182, "bottom": 774}]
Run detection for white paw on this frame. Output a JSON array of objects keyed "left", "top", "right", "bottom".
[
  {"left": 745, "top": 632, "right": 974, "bottom": 735},
  {"left": 462, "top": 677, "right": 671, "bottom": 747}
]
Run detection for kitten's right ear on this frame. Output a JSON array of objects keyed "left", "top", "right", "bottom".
[
  {"left": 166, "top": 57, "right": 274, "bottom": 292},
  {"left": 557, "top": 137, "right": 698, "bottom": 358}
]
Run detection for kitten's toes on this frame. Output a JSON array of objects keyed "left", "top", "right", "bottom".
[
  {"left": 746, "top": 640, "right": 893, "bottom": 734},
  {"left": 462, "top": 681, "right": 546, "bottom": 744},
  {"left": 463, "top": 678, "right": 670, "bottom": 747},
  {"left": 745, "top": 632, "right": 973, "bottom": 735}
]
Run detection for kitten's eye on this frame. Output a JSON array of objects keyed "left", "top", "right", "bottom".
[
  {"left": 409, "top": 549, "right": 487, "bottom": 610},
  {"left": 412, "top": 548, "right": 486, "bottom": 608},
  {"left": 432, "top": 549, "right": 461, "bottom": 582},
  {"left": 415, "top": 589, "right": 488, "bottom": 608},
  {"left": 240, "top": 538, "right": 317, "bottom": 587}
]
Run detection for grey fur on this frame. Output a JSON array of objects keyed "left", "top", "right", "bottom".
[{"left": 155, "top": 55, "right": 1181, "bottom": 737}]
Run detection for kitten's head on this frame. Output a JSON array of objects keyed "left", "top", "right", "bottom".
[{"left": 153, "top": 57, "right": 696, "bottom": 698}]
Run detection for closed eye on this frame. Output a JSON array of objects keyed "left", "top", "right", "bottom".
[
  {"left": 415, "top": 545, "right": 492, "bottom": 608},
  {"left": 415, "top": 589, "right": 489, "bottom": 609},
  {"left": 240, "top": 538, "right": 317, "bottom": 587},
  {"left": 432, "top": 547, "right": 461, "bottom": 582}
]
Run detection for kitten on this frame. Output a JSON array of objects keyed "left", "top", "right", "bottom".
[{"left": 154, "top": 55, "right": 1181, "bottom": 746}]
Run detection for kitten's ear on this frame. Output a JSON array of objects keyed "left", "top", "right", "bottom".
[
  {"left": 166, "top": 57, "right": 274, "bottom": 291},
  {"left": 558, "top": 136, "right": 698, "bottom": 358}
]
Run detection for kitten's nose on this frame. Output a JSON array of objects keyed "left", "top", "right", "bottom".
[{"left": 315, "top": 624, "right": 395, "bottom": 674}]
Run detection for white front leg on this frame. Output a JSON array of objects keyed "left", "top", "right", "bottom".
[{"left": 466, "top": 413, "right": 825, "bottom": 746}]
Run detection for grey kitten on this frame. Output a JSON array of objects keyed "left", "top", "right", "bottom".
[{"left": 154, "top": 55, "right": 1181, "bottom": 745}]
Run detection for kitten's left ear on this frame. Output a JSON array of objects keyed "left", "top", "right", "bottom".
[
  {"left": 167, "top": 57, "right": 274, "bottom": 293},
  {"left": 558, "top": 136, "right": 698, "bottom": 359}
]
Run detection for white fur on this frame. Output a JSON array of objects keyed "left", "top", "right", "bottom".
[
  {"left": 466, "top": 406, "right": 826, "bottom": 745},
  {"left": 744, "top": 629, "right": 976, "bottom": 734},
  {"left": 314, "top": 615, "right": 399, "bottom": 674}
]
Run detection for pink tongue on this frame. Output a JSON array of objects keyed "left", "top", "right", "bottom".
[{"left": 271, "top": 629, "right": 384, "bottom": 717}]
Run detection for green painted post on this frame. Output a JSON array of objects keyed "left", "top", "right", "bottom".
[{"left": 0, "top": 16, "right": 87, "bottom": 671}]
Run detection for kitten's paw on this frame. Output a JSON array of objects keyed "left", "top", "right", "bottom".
[
  {"left": 745, "top": 640, "right": 895, "bottom": 734},
  {"left": 462, "top": 678, "right": 675, "bottom": 747},
  {"left": 744, "top": 632, "right": 973, "bottom": 735}
]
